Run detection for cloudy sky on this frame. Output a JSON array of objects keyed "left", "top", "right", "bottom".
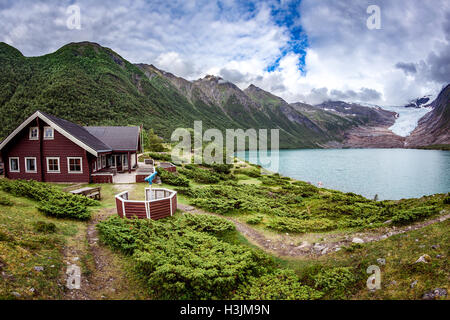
[{"left": 1, "top": 0, "right": 449, "bottom": 106}]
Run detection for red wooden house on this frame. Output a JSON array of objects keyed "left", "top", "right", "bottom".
[{"left": 0, "top": 111, "right": 142, "bottom": 183}]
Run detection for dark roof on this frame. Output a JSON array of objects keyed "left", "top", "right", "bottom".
[
  {"left": 84, "top": 126, "right": 140, "bottom": 151},
  {"left": 40, "top": 112, "right": 112, "bottom": 153}
]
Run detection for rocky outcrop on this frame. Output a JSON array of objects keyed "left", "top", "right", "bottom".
[{"left": 406, "top": 85, "right": 450, "bottom": 147}]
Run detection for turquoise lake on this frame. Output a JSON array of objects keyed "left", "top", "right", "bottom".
[{"left": 236, "top": 149, "right": 450, "bottom": 200}]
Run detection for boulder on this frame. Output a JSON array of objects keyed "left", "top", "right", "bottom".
[
  {"left": 414, "top": 254, "right": 431, "bottom": 264},
  {"left": 422, "top": 288, "right": 447, "bottom": 300},
  {"left": 352, "top": 237, "right": 364, "bottom": 244}
]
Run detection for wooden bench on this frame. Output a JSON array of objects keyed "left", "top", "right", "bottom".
[{"left": 70, "top": 186, "right": 101, "bottom": 200}]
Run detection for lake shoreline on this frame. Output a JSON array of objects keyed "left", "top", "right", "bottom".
[{"left": 236, "top": 148, "right": 450, "bottom": 200}]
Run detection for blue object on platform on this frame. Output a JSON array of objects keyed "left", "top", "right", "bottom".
[{"left": 145, "top": 172, "right": 158, "bottom": 185}]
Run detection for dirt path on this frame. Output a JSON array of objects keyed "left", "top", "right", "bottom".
[
  {"left": 63, "top": 207, "right": 124, "bottom": 299},
  {"left": 178, "top": 203, "right": 449, "bottom": 258}
]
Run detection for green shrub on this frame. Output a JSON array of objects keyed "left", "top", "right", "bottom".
[
  {"left": 0, "top": 195, "right": 13, "bottom": 206},
  {"left": 182, "top": 213, "right": 235, "bottom": 235},
  {"left": 134, "top": 230, "right": 272, "bottom": 299},
  {"left": 97, "top": 216, "right": 148, "bottom": 254},
  {"left": 146, "top": 152, "right": 171, "bottom": 161},
  {"left": 313, "top": 267, "right": 358, "bottom": 299},
  {"left": 0, "top": 230, "right": 14, "bottom": 242},
  {"left": 97, "top": 216, "right": 274, "bottom": 299},
  {"left": 391, "top": 206, "right": 439, "bottom": 225},
  {"left": 234, "top": 167, "right": 261, "bottom": 178},
  {"left": 190, "top": 197, "right": 238, "bottom": 214},
  {"left": 443, "top": 195, "right": 450, "bottom": 205},
  {"left": 246, "top": 215, "right": 263, "bottom": 225},
  {"left": 234, "top": 269, "right": 323, "bottom": 300},
  {"left": 156, "top": 167, "right": 189, "bottom": 187},
  {"left": 33, "top": 221, "right": 57, "bottom": 233},
  {"left": 210, "top": 164, "right": 232, "bottom": 174},
  {"left": 0, "top": 179, "right": 98, "bottom": 206},
  {"left": 38, "top": 198, "right": 91, "bottom": 220},
  {"left": 173, "top": 186, "right": 195, "bottom": 196},
  {"left": 267, "top": 217, "right": 336, "bottom": 233},
  {"left": 179, "top": 167, "right": 220, "bottom": 184}
]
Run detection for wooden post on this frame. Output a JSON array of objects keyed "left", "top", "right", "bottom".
[
  {"left": 128, "top": 152, "right": 131, "bottom": 173},
  {"left": 37, "top": 117, "right": 44, "bottom": 182}
]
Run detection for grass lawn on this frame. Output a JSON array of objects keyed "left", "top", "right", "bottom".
[{"left": 0, "top": 190, "right": 81, "bottom": 299}]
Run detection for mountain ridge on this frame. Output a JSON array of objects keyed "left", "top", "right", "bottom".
[{"left": 0, "top": 41, "right": 448, "bottom": 149}]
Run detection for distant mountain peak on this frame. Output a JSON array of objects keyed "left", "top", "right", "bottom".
[{"left": 198, "top": 74, "right": 223, "bottom": 82}]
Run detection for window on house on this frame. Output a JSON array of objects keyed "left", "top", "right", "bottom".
[
  {"left": 43, "top": 127, "right": 54, "bottom": 139},
  {"left": 102, "top": 155, "right": 106, "bottom": 168},
  {"left": 68, "top": 157, "right": 82, "bottom": 173},
  {"left": 9, "top": 157, "right": 19, "bottom": 172},
  {"left": 25, "top": 157, "right": 37, "bottom": 173},
  {"left": 47, "top": 157, "right": 60, "bottom": 173},
  {"left": 29, "top": 127, "right": 39, "bottom": 140}
]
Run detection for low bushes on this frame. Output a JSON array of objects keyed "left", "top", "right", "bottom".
[
  {"left": 234, "top": 167, "right": 261, "bottom": 178},
  {"left": 443, "top": 195, "right": 450, "bottom": 205},
  {"left": 246, "top": 215, "right": 263, "bottom": 225},
  {"left": 312, "top": 267, "right": 358, "bottom": 299},
  {"left": 145, "top": 152, "right": 171, "bottom": 161},
  {"left": 38, "top": 198, "right": 91, "bottom": 220},
  {"left": 134, "top": 231, "right": 271, "bottom": 299},
  {"left": 179, "top": 167, "right": 220, "bottom": 184},
  {"left": 234, "top": 269, "right": 323, "bottom": 300},
  {"left": 97, "top": 215, "right": 275, "bottom": 299},
  {"left": 0, "top": 179, "right": 97, "bottom": 220},
  {"left": 190, "top": 197, "right": 239, "bottom": 214},
  {"left": 181, "top": 213, "right": 235, "bottom": 235},
  {"left": 33, "top": 221, "right": 57, "bottom": 234},
  {"left": 267, "top": 217, "right": 336, "bottom": 233},
  {"left": 0, "top": 195, "right": 13, "bottom": 206},
  {"left": 156, "top": 167, "right": 189, "bottom": 187},
  {"left": 391, "top": 206, "right": 439, "bottom": 225},
  {"left": 0, "top": 179, "right": 98, "bottom": 206}
]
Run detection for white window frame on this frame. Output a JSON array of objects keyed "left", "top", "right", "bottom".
[
  {"left": 67, "top": 157, "right": 83, "bottom": 174},
  {"left": 46, "top": 157, "right": 60, "bottom": 173},
  {"left": 43, "top": 126, "right": 54, "bottom": 140},
  {"left": 102, "top": 155, "right": 106, "bottom": 168},
  {"left": 9, "top": 157, "right": 20, "bottom": 173},
  {"left": 24, "top": 157, "right": 37, "bottom": 173},
  {"left": 29, "top": 127, "right": 39, "bottom": 140}
]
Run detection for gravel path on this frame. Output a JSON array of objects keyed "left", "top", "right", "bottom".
[{"left": 178, "top": 203, "right": 449, "bottom": 258}]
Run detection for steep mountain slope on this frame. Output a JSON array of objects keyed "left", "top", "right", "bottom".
[
  {"left": 0, "top": 42, "right": 329, "bottom": 148},
  {"left": 136, "top": 64, "right": 331, "bottom": 148},
  {"left": 0, "top": 41, "right": 204, "bottom": 138},
  {"left": 406, "top": 84, "right": 450, "bottom": 147}
]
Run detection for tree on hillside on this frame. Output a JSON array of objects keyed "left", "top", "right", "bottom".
[{"left": 147, "top": 128, "right": 166, "bottom": 152}]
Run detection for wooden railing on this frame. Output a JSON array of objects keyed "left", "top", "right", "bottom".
[{"left": 115, "top": 188, "right": 177, "bottom": 220}]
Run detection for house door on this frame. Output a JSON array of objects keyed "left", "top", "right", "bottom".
[{"left": 111, "top": 155, "right": 122, "bottom": 170}]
